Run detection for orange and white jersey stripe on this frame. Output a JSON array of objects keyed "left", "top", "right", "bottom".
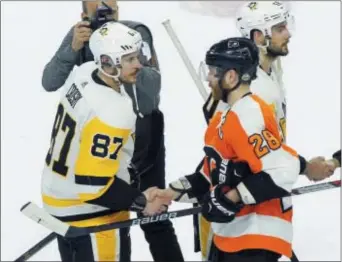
[{"left": 204, "top": 93, "right": 300, "bottom": 258}]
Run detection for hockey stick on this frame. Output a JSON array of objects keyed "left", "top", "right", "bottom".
[
  {"left": 20, "top": 202, "right": 202, "bottom": 238},
  {"left": 162, "top": 19, "right": 209, "bottom": 101},
  {"left": 14, "top": 180, "right": 341, "bottom": 261},
  {"left": 291, "top": 179, "right": 341, "bottom": 195},
  {"left": 20, "top": 179, "right": 340, "bottom": 238},
  {"left": 14, "top": 232, "right": 56, "bottom": 262}
]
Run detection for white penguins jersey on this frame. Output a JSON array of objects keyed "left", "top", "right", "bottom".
[
  {"left": 252, "top": 62, "right": 287, "bottom": 141},
  {"left": 204, "top": 58, "right": 287, "bottom": 142},
  {"left": 41, "top": 61, "right": 137, "bottom": 221}
]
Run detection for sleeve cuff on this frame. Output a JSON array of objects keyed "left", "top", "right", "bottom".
[
  {"left": 236, "top": 182, "right": 256, "bottom": 205},
  {"left": 298, "top": 155, "right": 307, "bottom": 174},
  {"left": 332, "top": 150, "right": 341, "bottom": 167}
]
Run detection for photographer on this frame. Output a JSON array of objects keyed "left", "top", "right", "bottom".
[
  {"left": 41, "top": 1, "right": 184, "bottom": 261},
  {"left": 42, "top": 0, "right": 158, "bottom": 91}
]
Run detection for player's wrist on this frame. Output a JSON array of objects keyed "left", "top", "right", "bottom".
[
  {"left": 224, "top": 188, "right": 241, "bottom": 204},
  {"left": 130, "top": 194, "right": 147, "bottom": 212},
  {"left": 298, "top": 155, "right": 308, "bottom": 174},
  {"left": 215, "top": 185, "right": 243, "bottom": 213}
]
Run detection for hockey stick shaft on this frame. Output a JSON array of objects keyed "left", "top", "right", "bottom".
[
  {"left": 21, "top": 201, "right": 202, "bottom": 238},
  {"left": 18, "top": 180, "right": 340, "bottom": 260},
  {"left": 162, "top": 19, "right": 209, "bottom": 100},
  {"left": 14, "top": 232, "right": 56, "bottom": 261},
  {"left": 291, "top": 179, "right": 340, "bottom": 195},
  {"left": 21, "top": 179, "right": 340, "bottom": 237}
]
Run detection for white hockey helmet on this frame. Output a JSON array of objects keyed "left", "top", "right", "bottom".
[
  {"left": 236, "top": 1, "right": 294, "bottom": 39},
  {"left": 89, "top": 21, "right": 143, "bottom": 79}
]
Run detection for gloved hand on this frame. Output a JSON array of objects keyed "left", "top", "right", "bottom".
[
  {"left": 201, "top": 184, "right": 243, "bottom": 223},
  {"left": 210, "top": 159, "right": 252, "bottom": 188}
]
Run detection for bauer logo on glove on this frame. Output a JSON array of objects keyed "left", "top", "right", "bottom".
[{"left": 201, "top": 184, "right": 243, "bottom": 223}]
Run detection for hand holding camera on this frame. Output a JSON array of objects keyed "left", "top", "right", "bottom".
[
  {"left": 71, "top": 21, "right": 93, "bottom": 52},
  {"left": 72, "top": 1, "right": 116, "bottom": 52}
]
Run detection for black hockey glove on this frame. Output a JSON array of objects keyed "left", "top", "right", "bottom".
[
  {"left": 210, "top": 159, "right": 252, "bottom": 188},
  {"left": 201, "top": 184, "right": 243, "bottom": 223}
]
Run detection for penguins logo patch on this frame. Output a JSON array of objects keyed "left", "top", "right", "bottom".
[
  {"left": 99, "top": 27, "right": 108, "bottom": 36},
  {"left": 248, "top": 2, "right": 258, "bottom": 11}
]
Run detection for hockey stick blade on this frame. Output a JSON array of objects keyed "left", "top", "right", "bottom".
[
  {"left": 20, "top": 202, "right": 71, "bottom": 236},
  {"left": 21, "top": 201, "right": 202, "bottom": 238}
]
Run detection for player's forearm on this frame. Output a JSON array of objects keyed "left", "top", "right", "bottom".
[
  {"left": 234, "top": 170, "right": 291, "bottom": 205},
  {"left": 234, "top": 148, "right": 303, "bottom": 205},
  {"left": 224, "top": 188, "right": 241, "bottom": 203},
  {"left": 85, "top": 176, "right": 143, "bottom": 211}
]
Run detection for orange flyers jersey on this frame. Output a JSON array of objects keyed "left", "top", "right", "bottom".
[
  {"left": 201, "top": 93, "right": 300, "bottom": 258},
  {"left": 204, "top": 59, "right": 287, "bottom": 142}
]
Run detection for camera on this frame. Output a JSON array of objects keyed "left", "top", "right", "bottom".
[{"left": 85, "top": 1, "right": 116, "bottom": 31}]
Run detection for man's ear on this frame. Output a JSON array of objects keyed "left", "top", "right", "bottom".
[
  {"left": 224, "top": 70, "right": 239, "bottom": 88},
  {"left": 253, "top": 30, "right": 265, "bottom": 46}
]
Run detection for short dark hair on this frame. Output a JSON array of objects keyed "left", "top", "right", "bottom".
[{"left": 82, "top": 2, "right": 87, "bottom": 13}]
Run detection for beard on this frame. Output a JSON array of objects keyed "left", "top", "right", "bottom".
[
  {"left": 211, "top": 85, "right": 223, "bottom": 101},
  {"left": 267, "top": 43, "right": 289, "bottom": 58}
]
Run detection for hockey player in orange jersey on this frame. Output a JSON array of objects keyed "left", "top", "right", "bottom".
[
  {"left": 158, "top": 37, "right": 335, "bottom": 262},
  {"left": 196, "top": 2, "right": 335, "bottom": 260}
]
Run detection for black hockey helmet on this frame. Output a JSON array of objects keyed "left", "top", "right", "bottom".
[{"left": 205, "top": 37, "right": 259, "bottom": 101}]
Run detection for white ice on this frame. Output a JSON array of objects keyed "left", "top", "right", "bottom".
[{"left": 1, "top": 1, "right": 340, "bottom": 261}]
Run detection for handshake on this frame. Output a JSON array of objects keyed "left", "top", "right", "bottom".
[{"left": 140, "top": 187, "right": 179, "bottom": 216}]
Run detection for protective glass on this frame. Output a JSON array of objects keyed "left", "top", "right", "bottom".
[{"left": 198, "top": 61, "right": 220, "bottom": 82}]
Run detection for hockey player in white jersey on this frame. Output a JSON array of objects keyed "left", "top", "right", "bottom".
[
  {"left": 196, "top": 1, "right": 334, "bottom": 260},
  {"left": 41, "top": 22, "right": 170, "bottom": 262},
  {"left": 203, "top": 1, "right": 292, "bottom": 140}
]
